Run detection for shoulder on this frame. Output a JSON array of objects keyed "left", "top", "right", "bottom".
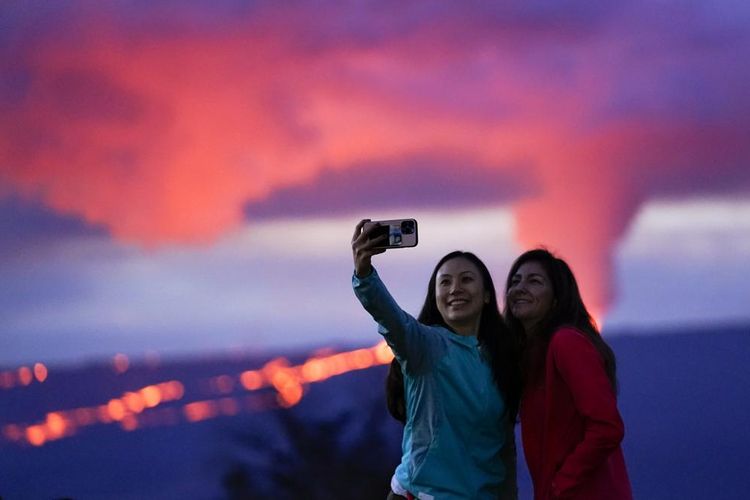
[
  {"left": 426, "top": 324, "right": 456, "bottom": 344},
  {"left": 550, "top": 326, "right": 587, "bottom": 345},
  {"left": 549, "top": 327, "right": 597, "bottom": 358}
]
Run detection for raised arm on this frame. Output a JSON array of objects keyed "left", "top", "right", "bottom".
[{"left": 350, "top": 220, "right": 440, "bottom": 371}]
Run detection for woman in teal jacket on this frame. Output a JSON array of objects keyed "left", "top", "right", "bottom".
[{"left": 351, "top": 220, "right": 521, "bottom": 500}]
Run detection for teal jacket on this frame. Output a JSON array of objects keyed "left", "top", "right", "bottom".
[{"left": 353, "top": 268, "right": 508, "bottom": 499}]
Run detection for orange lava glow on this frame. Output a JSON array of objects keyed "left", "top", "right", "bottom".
[
  {"left": 212, "top": 375, "right": 235, "bottom": 394},
  {"left": 120, "top": 415, "right": 139, "bottom": 431},
  {"left": 73, "top": 408, "right": 97, "bottom": 426},
  {"left": 45, "top": 413, "right": 69, "bottom": 440},
  {"left": 0, "top": 364, "right": 50, "bottom": 390},
  {"left": 20, "top": 412, "right": 75, "bottom": 447},
  {"left": 141, "top": 385, "right": 163, "bottom": 408},
  {"left": 113, "top": 354, "right": 130, "bottom": 374},
  {"left": 183, "top": 401, "right": 219, "bottom": 423},
  {"left": 0, "top": 371, "right": 15, "bottom": 389},
  {"left": 1, "top": 342, "right": 394, "bottom": 447},
  {"left": 3, "top": 424, "right": 23, "bottom": 442},
  {"left": 218, "top": 397, "right": 240, "bottom": 416},
  {"left": 240, "top": 370, "right": 263, "bottom": 390},
  {"left": 123, "top": 392, "right": 146, "bottom": 413},
  {"left": 2, "top": 378, "right": 185, "bottom": 446},
  {"left": 18, "top": 366, "right": 33, "bottom": 386},
  {"left": 25, "top": 425, "right": 46, "bottom": 447},
  {"left": 107, "top": 399, "right": 127, "bottom": 421},
  {"left": 34, "top": 363, "right": 48, "bottom": 383}
]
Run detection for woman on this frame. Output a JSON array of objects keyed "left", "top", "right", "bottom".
[
  {"left": 504, "top": 249, "right": 632, "bottom": 500},
  {"left": 351, "top": 220, "right": 521, "bottom": 500}
]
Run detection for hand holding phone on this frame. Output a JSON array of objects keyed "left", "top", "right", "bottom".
[{"left": 352, "top": 218, "right": 418, "bottom": 277}]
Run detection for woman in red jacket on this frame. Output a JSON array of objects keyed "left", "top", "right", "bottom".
[{"left": 504, "top": 249, "right": 632, "bottom": 500}]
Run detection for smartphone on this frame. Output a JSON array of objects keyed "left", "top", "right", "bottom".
[{"left": 364, "top": 218, "right": 418, "bottom": 249}]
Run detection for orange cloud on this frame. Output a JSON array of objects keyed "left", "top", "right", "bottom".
[{"left": 1, "top": 1, "right": 749, "bottom": 314}]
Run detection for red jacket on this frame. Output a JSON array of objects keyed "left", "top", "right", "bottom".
[{"left": 520, "top": 327, "right": 632, "bottom": 499}]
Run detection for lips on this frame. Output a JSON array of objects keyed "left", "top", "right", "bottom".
[
  {"left": 509, "top": 293, "right": 532, "bottom": 305},
  {"left": 447, "top": 299, "right": 469, "bottom": 307},
  {"left": 510, "top": 297, "right": 533, "bottom": 313}
]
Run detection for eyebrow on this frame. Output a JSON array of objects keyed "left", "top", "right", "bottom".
[
  {"left": 513, "top": 272, "right": 546, "bottom": 279},
  {"left": 438, "top": 270, "right": 477, "bottom": 278}
]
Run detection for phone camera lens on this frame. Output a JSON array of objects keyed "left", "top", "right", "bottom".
[{"left": 401, "top": 220, "right": 415, "bottom": 234}]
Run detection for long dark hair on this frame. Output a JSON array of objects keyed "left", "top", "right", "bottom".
[
  {"left": 503, "top": 248, "right": 618, "bottom": 393},
  {"left": 386, "top": 251, "right": 522, "bottom": 423}
]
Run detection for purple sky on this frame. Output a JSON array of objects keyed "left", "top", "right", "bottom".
[{"left": 1, "top": 0, "right": 749, "bottom": 365}]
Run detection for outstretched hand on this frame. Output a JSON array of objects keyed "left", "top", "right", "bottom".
[{"left": 351, "top": 219, "right": 388, "bottom": 278}]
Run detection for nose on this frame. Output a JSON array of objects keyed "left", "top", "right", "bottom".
[{"left": 509, "top": 281, "right": 526, "bottom": 296}]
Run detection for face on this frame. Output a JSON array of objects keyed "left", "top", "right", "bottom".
[
  {"left": 507, "top": 261, "right": 555, "bottom": 332},
  {"left": 435, "top": 257, "right": 490, "bottom": 336}
]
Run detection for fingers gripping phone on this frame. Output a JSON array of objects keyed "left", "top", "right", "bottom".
[{"left": 364, "top": 218, "right": 418, "bottom": 249}]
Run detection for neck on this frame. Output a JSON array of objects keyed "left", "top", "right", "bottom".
[
  {"left": 449, "top": 319, "right": 480, "bottom": 337},
  {"left": 522, "top": 319, "right": 542, "bottom": 337}
]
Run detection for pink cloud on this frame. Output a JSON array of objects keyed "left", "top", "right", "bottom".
[{"left": 1, "top": 0, "right": 748, "bottom": 312}]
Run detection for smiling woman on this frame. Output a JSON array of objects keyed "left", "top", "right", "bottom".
[
  {"left": 504, "top": 249, "right": 632, "bottom": 500},
  {"left": 351, "top": 219, "right": 521, "bottom": 499},
  {"left": 506, "top": 261, "right": 555, "bottom": 334},
  {"left": 434, "top": 258, "right": 491, "bottom": 337}
]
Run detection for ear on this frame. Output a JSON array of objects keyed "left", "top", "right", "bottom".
[{"left": 484, "top": 291, "right": 491, "bottom": 304}]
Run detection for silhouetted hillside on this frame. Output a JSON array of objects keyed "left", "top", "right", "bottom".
[{"left": 1, "top": 325, "right": 748, "bottom": 499}]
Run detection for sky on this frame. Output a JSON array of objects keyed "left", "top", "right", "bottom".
[{"left": 1, "top": 0, "right": 749, "bottom": 366}]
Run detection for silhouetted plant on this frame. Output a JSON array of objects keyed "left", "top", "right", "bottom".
[{"left": 222, "top": 393, "right": 399, "bottom": 500}]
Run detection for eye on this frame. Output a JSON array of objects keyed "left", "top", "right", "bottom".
[
  {"left": 439, "top": 278, "right": 451, "bottom": 286},
  {"left": 510, "top": 276, "right": 521, "bottom": 286}
]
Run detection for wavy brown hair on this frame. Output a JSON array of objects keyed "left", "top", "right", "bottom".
[{"left": 503, "top": 248, "right": 618, "bottom": 393}]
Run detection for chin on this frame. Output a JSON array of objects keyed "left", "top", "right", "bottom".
[{"left": 513, "top": 313, "right": 532, "bottom": 324}]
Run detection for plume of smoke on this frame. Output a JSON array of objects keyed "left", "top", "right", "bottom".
[{"left": 2, "top": 0, "right": 749, "bottom": 317}]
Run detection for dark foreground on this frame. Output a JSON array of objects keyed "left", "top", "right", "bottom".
[{"left": 1, "top": 324, "right": 748, "bottom": 499}]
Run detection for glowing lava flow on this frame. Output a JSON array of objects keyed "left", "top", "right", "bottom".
[
  {"left": 0, "top": 363, "right": 49, "bottom": 390},
  {"left": 2, "top": 380, "right": 186, "bottom": 447},
  {"left": 1, "top": 341, "right": 394, "bottom": 447}
]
